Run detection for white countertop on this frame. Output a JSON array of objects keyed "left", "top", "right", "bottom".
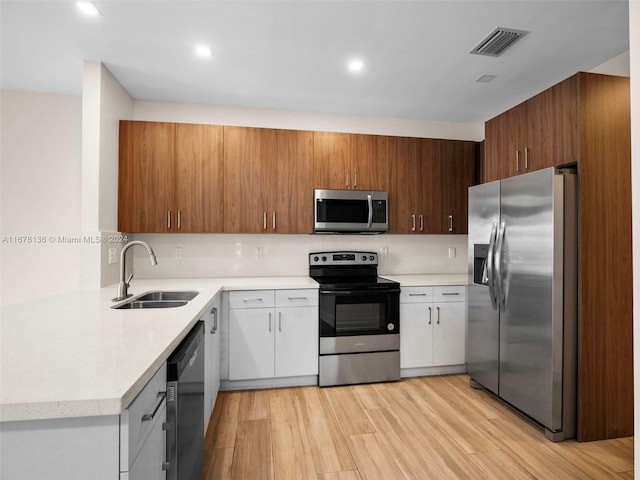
[
  {"left": 0, "top": 276, "right": 317, "bottom": 422},
  {"left": 0, "top": 273, "right": 465, "bottom": 422}
]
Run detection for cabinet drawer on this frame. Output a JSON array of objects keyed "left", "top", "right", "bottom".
[
  {"left": 229, "top": 290, "right": 275, "bottom": 309},
  {"left": 275, "top": 289, "right": 319, "bottom": 307},
  {"left": 434, "top": 286, "right": 466, "bottom": 302},
  {"left": 400, "top": 286, "right": 434, "bottom": 303},
  {"left": 120, "top": 363, "right": 167, "bottom": 469}
]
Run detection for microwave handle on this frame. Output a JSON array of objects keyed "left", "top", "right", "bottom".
[{"left": 367, "top": 194, "right": 373, "bottom": 228}]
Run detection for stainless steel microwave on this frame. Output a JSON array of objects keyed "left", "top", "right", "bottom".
[{"left": 314, "top": 189, "right": 388, "bottom": 233}]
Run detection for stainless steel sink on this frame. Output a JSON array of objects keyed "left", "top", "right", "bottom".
[
  {"left": 135, "top": 291, "right": 199, "bottom": 302},
  {"left": 112, "top": 291, "right": 199, "bottom": 309},
  {"left": 115, "top": 300, "right": 189, "bottom": 309}
]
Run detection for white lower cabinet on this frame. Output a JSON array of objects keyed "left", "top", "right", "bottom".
[
  {"left": 400, "top": 285, "right": 466, "bottom": 372},
  {"left": 204, "top": 294, "right": 221, "bottom": 430},
  {"left": 120, "top": 363, "right": 168, "bottom": 480},
  {"left": 228, "top": 289, "right": 318, "bottom": 381}
]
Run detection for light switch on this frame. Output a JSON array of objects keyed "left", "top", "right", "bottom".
[{"left": 108, "top": 247, "right": 117, "bottom": 264}]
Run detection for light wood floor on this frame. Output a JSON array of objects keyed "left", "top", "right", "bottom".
[{"left": 202, "top": 375, "right": 634, "bottom": 479}]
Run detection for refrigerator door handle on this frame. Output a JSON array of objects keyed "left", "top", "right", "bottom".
[
  {"left": 486, "top": 222, "right": 499, "bottom": 310},
  {"left": 494, "top": 221, "right": 507, "bottom": 312}
]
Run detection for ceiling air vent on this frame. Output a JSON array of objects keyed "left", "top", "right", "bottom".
[{"left": 470, "top": 27, "right": 529, "bottom": 57}]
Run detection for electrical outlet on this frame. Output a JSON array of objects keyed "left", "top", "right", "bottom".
[
  {"left": 380, "top": 246, "right": 389, "bottom": 259},
  {"left": 448, "top": 247, "right": 456, "bottom": 258},
  {"left": 255, "top": 247, "right": 263, "bottom": 259},
  {"left": 175, "top": 247, "right": 183, "bottom": 260},
  {"left": 108, "top": 247, "right": 117, "bottom": 264}
]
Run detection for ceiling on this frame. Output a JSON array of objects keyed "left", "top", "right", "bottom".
[{"left": 0, "top": 1, "right": 629, "bottom": 124}]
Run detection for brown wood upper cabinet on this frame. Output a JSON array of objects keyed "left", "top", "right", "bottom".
[
  {"left": 484, "top": 78, "right": 572, "bottom": 183},
  {"left": 389, "top": 138, "right": 476, "bottom": 234},
  {"left": 313, "top": 131, "right": 391, "bottom": 191},
  {"left": 118, "top": 121, "right": 223, "bottom": 233},
  {"left": 223, "top": 126, "right": 313, "bottom": 234}
]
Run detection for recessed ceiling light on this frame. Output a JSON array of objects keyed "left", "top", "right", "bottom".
[
  {"left": 348, "top": 59, "right": 365, "bottom": 73},
  {"left": 76, "top": 2, "right": 101, "bottom": 16},
  {"left": 195, "top": 45, "right": 213, "bottom": 58}
]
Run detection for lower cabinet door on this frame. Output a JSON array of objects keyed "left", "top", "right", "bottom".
[
  {"left": 432, "top": 302, "right": 466, "bottom": 366},
  {"left": 229, "top": 308, "right": 275, "bottom": 380},
  {"left": 400, "top": 303, "right": 433, "bottom": 368},
  {"left": 275, "top": 306, "right": 319, "bottom": 377},
  {"left": 127, "top": 402, "right": 166, "bottom": 480}
]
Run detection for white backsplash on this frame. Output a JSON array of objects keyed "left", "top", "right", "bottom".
[{"left": 131, "top": 234, "right": 468, "bottom": 279}]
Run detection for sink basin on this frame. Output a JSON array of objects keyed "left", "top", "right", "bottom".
[
  {"left": 115, "top": 300, "right": 189, "bottom": 309},
  {"left": 135, "top": 291, "right": 199, "bottom": 302},
  {"left": 112, "top": 291, "right": 199, "bottom": 309}
]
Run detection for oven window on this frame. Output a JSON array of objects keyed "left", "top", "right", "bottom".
[
  {"left": 319, "top": 291, "right": 399, "bottom": 337},
  {"left": 336, "top": 303, "right": 384, "bottom": 334}
]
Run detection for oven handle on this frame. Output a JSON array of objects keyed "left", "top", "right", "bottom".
[
  {"left": 320, "top": 288, "right": 401, "bottom": 295},
  {"left": 367, "top": 194, "right": 373, "bottom": 228}
]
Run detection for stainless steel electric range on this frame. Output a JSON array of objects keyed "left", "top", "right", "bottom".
[{"left": 309, "top": 251, "right": 401, "bottom": 387}]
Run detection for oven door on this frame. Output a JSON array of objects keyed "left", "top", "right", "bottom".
[{"left": 319, "top": 288, "right": 399, "bottom": 337}]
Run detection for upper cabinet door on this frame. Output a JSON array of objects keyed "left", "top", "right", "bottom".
[
  {"left": 175, "top": 124, "right": 224, "bottom": 233},
  {"left": 272, "top": 129, "right": 314, "bottom": 234},
  {"left": 118, "top": 121, "right": 175, "bottom": 233},
  {"left": 223, "top": 126, "right": 269, "bottom": 233},
  {"left": 439, "top": 140, "right": 477, "bottom": 234},
  {"left": 350, "top": 134, "right": 391, "bottom": 191},
  {"left": 313, "top": 131, "right": 351, "bottom": 190},
  {"left": 388, "top": 137, "right": 415, "bottom": 234}
]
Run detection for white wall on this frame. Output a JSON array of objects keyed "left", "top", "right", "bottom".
[
  {"left": 0, "top": 91, "right": 82, "bottom": 306},
  {"left": 629, "top": 0, "right": 639, "bottom": 473},
  {"left": 589, "top": 50, "right": 630, "bottom": 77},
  {"left": 80, "top": 61, "right": 134, "bottom": 289},
  {"left": 133, "top": 101, "right": 484, "bottom": 141}
]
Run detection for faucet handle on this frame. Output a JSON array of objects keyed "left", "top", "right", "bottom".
[{"left": 126, "top": 273, "right": 134, "bottom": 286}]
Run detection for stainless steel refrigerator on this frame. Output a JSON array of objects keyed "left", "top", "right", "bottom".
[{"left": 467, "top": 166, "right": 578, "bottom": 441}]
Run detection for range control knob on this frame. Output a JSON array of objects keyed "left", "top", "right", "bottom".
[
  {"left": 361, "top": 255, "right": 367, "bottom": 261},
  {"left": 369, "top": 255, "right": 375, "bottom": 261},
  {"left": 321, "top": 256, "right": 327, "bottom": 262},
  {"left": 313, "top": 256, "right": 319, "bottom": 262},
  {"left": 387, "top": 323, "right": 395, "bottom": 331}
]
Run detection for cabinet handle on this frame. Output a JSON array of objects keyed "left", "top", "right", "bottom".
[
  {"left": 263, "top": 211, "right": 267, "bottom": 230},
  {"left": 141, "top": 392, "right": 167, "bottom": 422},
  {"left": 441, "top": 292, "right": 460, "bottom": 296},
  {"left": 353, "top": 170, "right": 357, "bottom": 188},
  {"left": 272, "top": 212, "right": 276, "bottom": 231},
  {"left": 408, "top": 293, "right": 427, "bottom": 296},
  {"left": 411, "top": 214, "right": 416, "bottom": 232},
  {"left": 268, "top": 312, "right": 272, "bottom": 332},
  {"left": 420, "top": 215, "right": 424, "bottom": 232},
  {"left": 167, "top": 210, "right": 171, "bottom": 229},
  {"left": 177, "top": 210, "right": 181, "bottom": 230},
  {"left": 437, "top": 306, "right": 440, "bottom": 324},
  {"left": 525, "top": 147, "right": 530, "bottom": 170},
  {"left": 516, "top": 150, "right": 522, "bottom": 172},
  {"left": 448, "top": 215, "right": 454, "bottom": 233},
  {"left": 288, "top": 296, "right": 308, "bottom": 301},
  {"left": 210, "top": 307, "right": 218, "bottom": 334},
  {"left": 242, "top": 298, "right": 263, "bottom": 303},
  {"left": 345, "top": 170, "right": 349, "bottom": 188},
  {"left": 428, "top": 306, "right": 432, "bottom": 325},
  {"left": 279, "top": 312, "right": 282, "bottom": 332}
]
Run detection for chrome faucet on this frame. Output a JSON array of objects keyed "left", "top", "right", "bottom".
[{"left": 112, "top": 240, "right": 158, "bottom": 301}]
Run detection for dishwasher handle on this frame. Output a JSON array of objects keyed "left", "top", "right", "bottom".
[{"left": 141, "top": 391, "right": 167, "bottom": 422}]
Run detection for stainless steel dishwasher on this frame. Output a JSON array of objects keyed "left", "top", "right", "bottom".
[{"left": 166, "top": 321, "right": 205, "bottom": 480}]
